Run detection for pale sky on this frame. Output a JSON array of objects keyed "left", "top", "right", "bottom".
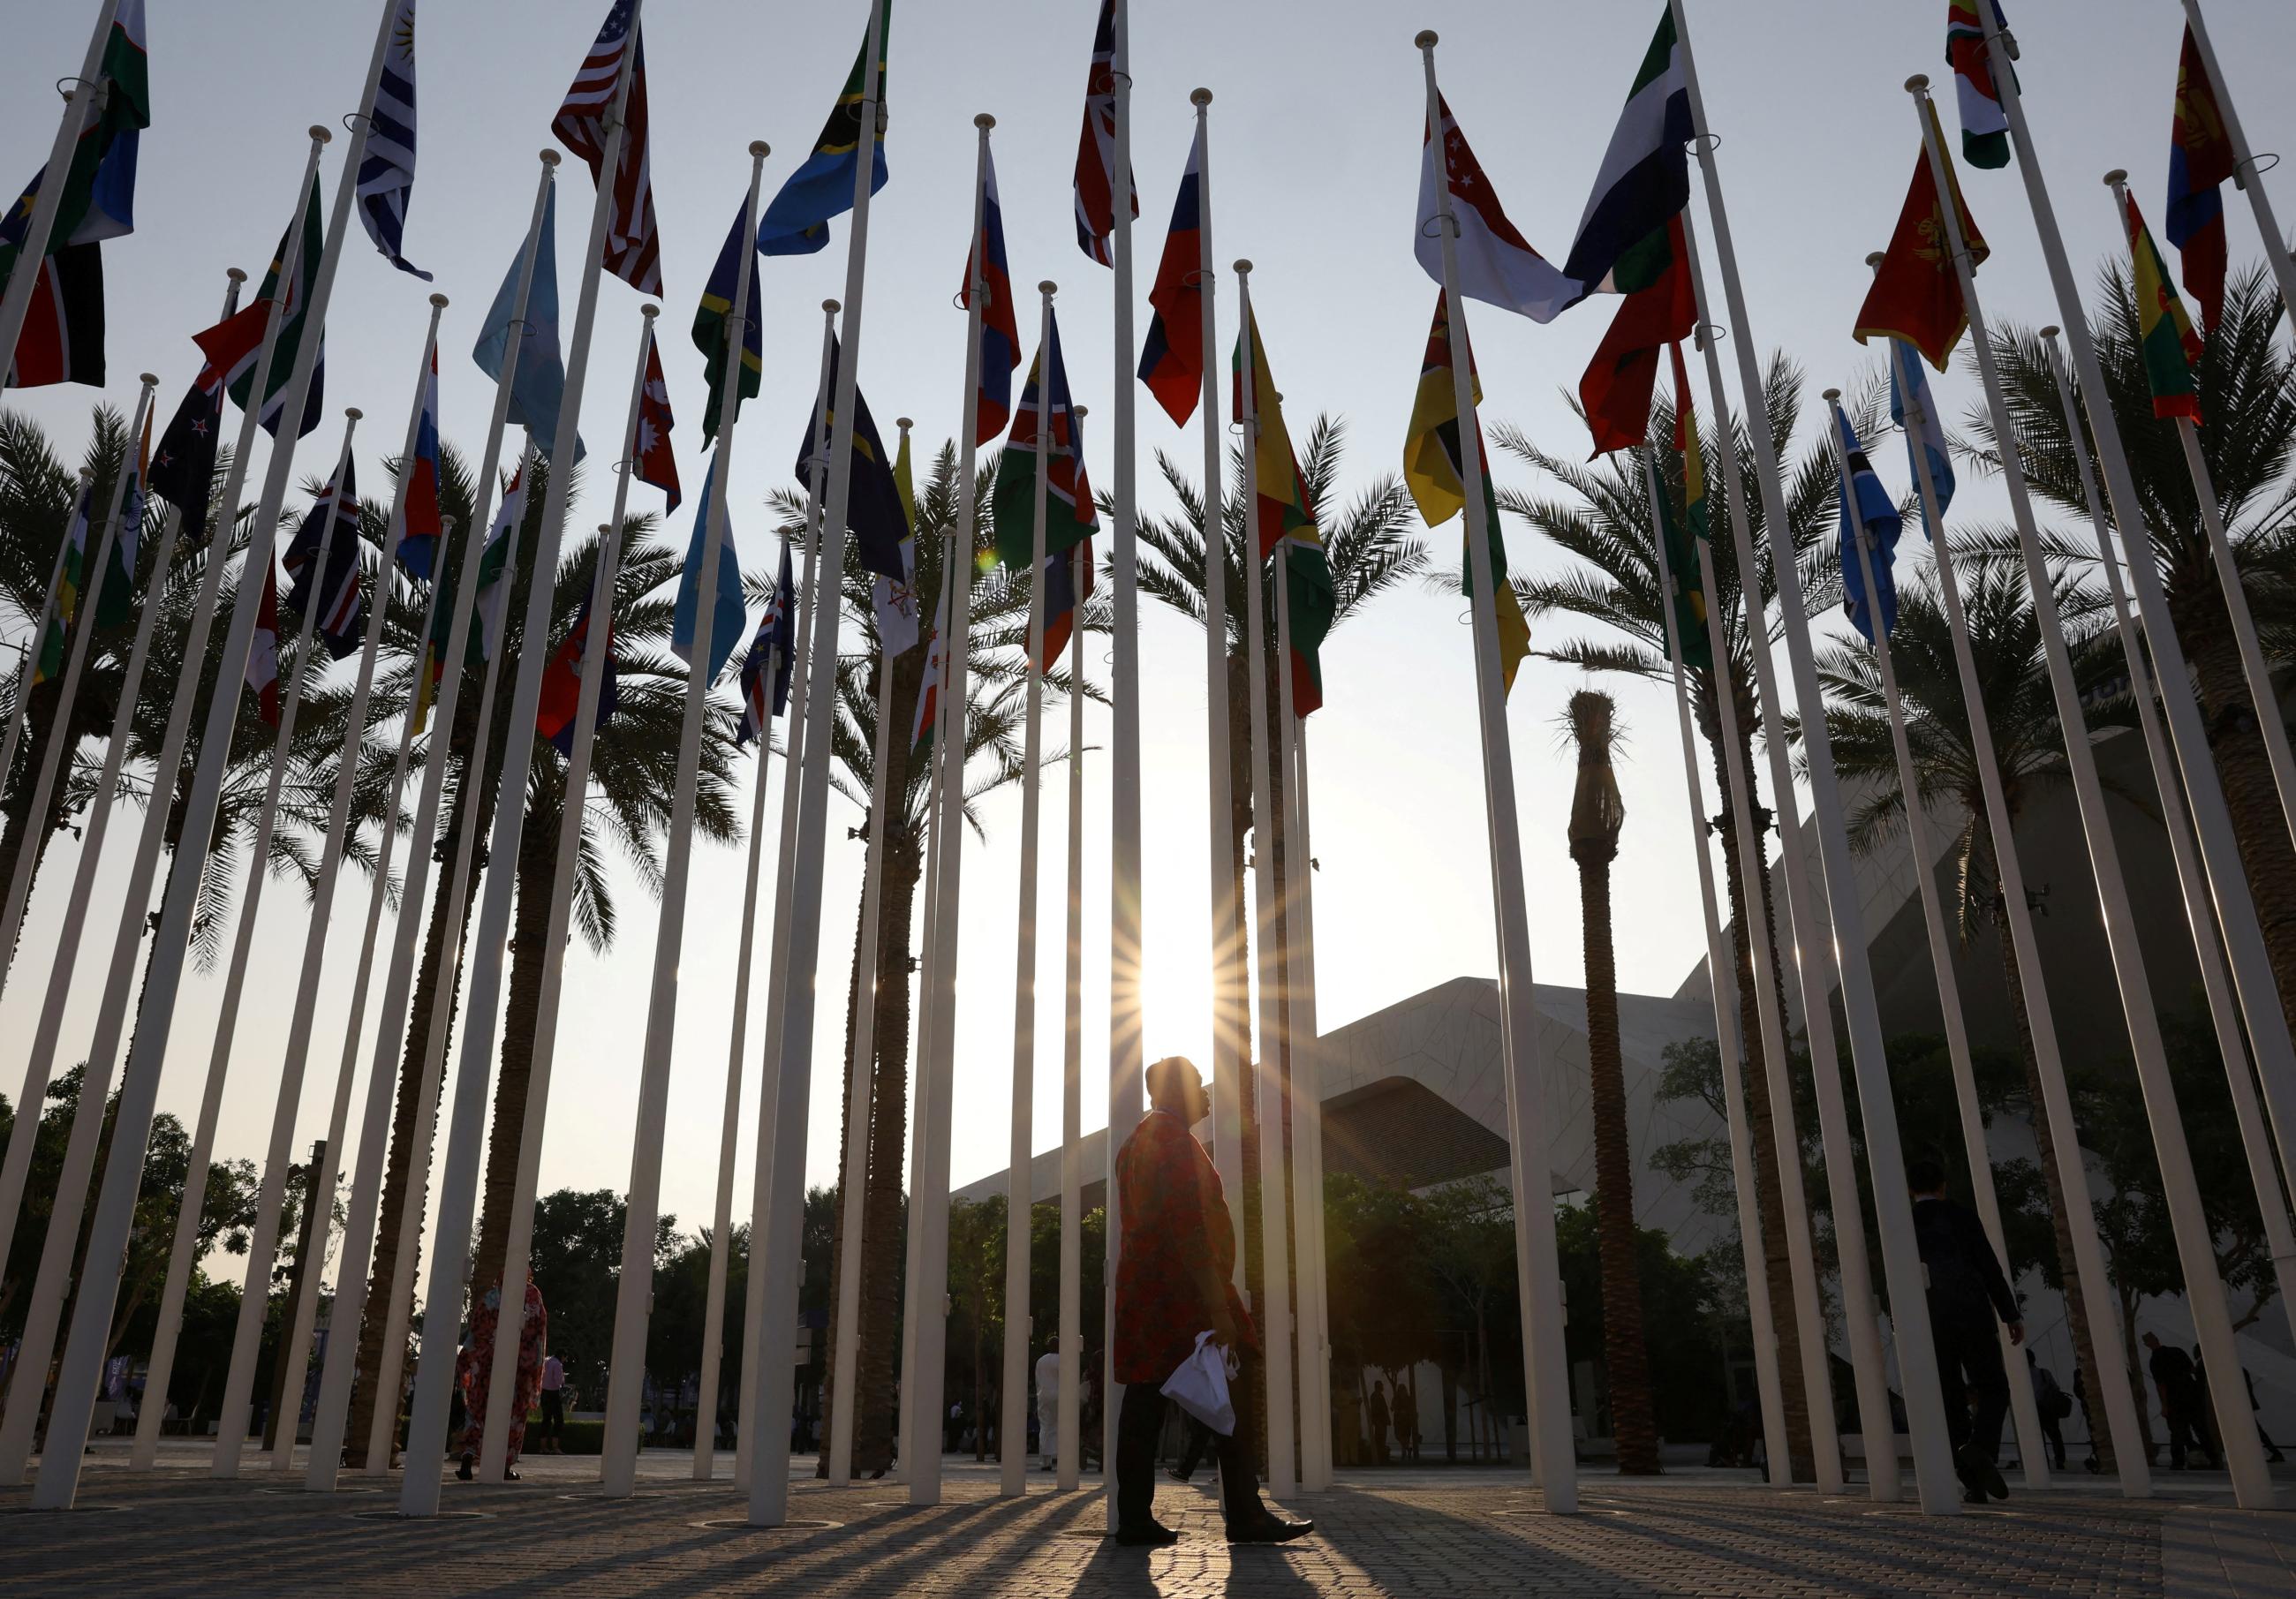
[{"left": 3, "top": 0, "right": 2289, "bottom": 1301}]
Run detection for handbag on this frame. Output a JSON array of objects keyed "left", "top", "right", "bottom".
[{"left": 1160, "top": 1331, "right": 1237, "bottom": 1437}]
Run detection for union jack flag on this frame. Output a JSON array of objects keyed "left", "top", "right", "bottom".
[
  {"left": 1072, "top": 0, "right": 1136, "bottom": 266},
  {"left": 553, "top": 0, "right": 661, "bottom": 296}
]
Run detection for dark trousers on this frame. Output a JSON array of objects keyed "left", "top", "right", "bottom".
[
  {"left": 2038, "top": 1410, "right": 2066, "bottom": 1470},
  {"left": 1117, "top": 1356, "right": 1264, "bottom": 1531},
  {"left": 2164, "top": 1407, "right": 2216, "bottom": 1468},
  {"left": 1931, "top": 1314, "right": 2010, "bottom": 1468},
  {"left": 539, "top": 1389, "right": 564, "bottom": 1445},
  {"left": 1173, "top": 1415, "right": 1214, "bottom": 1479}
]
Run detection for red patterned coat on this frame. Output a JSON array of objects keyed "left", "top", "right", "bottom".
[{"left": 1113, "top": 1110, "right": 1258, "bottom": 1385}]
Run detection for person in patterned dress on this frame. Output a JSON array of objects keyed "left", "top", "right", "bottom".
[
  {"left": 1111, "top": 1056, "right": 1312, "bottom": 1546},
  {"left": 455, "top": 1273, "right": 548, "bottom": 1482}
]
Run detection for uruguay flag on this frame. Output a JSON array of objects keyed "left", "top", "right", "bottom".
[
  {"left": 672, "top": 449, "right": 746, "bottom": 684},
  {"left": 961, "top": 146, "right": 1021, "bottom": 445},
  {"left": 1834, "top": 406, "right": 1903, "bottom": 645},
  {"left": 397, "top": 345, "right": 444, "bottom": 579},
  {"left": 1138, "top": 122, "right": 1205, "bottom": 426},
  {"left": 356, "top": 0, "right": 431, "bottom": 280}
]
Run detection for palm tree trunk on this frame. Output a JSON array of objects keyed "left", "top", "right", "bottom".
[
  {"left": 816, "top": 881, "right": 869, "bottom": 1472},
  {"left": 852, "top": 830, "right": 922, "bottom": 1475}
]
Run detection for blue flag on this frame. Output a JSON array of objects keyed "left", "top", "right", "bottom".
[
  {"left": 673, "top": 449, "right": 746, "bottom": 684},
  {"left": 474, "top": 181, "right": 583, "bottom": 462},
  {"left": 756, "top": 4, "right": 891, "bottom": 256},
  {"left": 1835, "top": 405, "right": 1903, "bottom": 645},
  {"left": 1888, "top": 342, "right": 1955, "bottom": 539}
]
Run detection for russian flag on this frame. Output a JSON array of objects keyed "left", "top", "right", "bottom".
[
  {"left": 399, "top": 346, "right": 443, "bottom": 578},
  {"left": 1138, "top": 123, "right": 1205, "bottom": 427},
  {"left": 963, "top": 146, "right": 1021, "bottom": 445}
]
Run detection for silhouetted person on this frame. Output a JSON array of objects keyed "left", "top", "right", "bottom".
[
  {"left": 2027, "top": 1350, "right": 2067, "bottom": 1471},
  {"left": 1367, "top": 1381, "right": 1392, "bottom": 1466},
  {"left": 1908, "top": 1157, "right": 2020, "bottom": 1504},
  {"left": 1112, "top": 1056, "right": 1311, "bottom": 1547},
  {"left": 2245, "top": 1368, "right": 2286, "bottom": 1465},
  {"left": 2144, "top": 1332, "right": 2214, "bottom": 1469}
]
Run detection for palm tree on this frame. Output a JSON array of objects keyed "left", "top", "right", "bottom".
[
  {"left": 1976, "top": 261, "right": 2296, "bottom": 1023},
  {"left": 1498, "top": 357, "right": 1842, "bottom": 1479},
  {"left": 1563, "top": 688, "right": 1658, "bottom": 1475},
  {"left": 1810, "top": 561, "right": 2128, "bottom": 1469}
]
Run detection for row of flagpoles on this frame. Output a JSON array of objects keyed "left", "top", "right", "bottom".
[{"left": 1, "top": 0, "right": 2294, "bottom": 1527}]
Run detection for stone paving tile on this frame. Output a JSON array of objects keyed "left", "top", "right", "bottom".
[{"left": 0, "top": 1452, "right": 2280, "bottom": 1597}]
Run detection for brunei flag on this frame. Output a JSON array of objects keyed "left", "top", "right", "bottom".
[
  {"left": 692, "top": 198, "right": 763, "bottom": 441},
  {"left": 992, "top": 310, "right": 1097, "bottom": 573},
  {"left": 1946, "top": 0, "right": 2012, "bottom": 170},
  {"left": 1659, "top": 343, "right": 1713, "bottom": 673},
  {"left": 1854, "top": 109, "right": 1989, "bottom": 372},
  {"left": 1403, "top": 293, "right": 1531, "bottom": 698},
  {"left": 1233, "top": 306, "right": 1336, "bottom": 715},
  {"left": 2165, "top": 26, "right": 2235, "bottom": 332},
  {"left": 1138, "top": 121, "right": 1206, "bottom": 426},
  {"left": 2125, "top": 192, "right": 2204, "bottom": 423},
  {"left": 758, "top": 0, "right": 892, "bottom": 256}
]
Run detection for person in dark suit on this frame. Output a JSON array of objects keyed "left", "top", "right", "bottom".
[
  {"left": 1908, "top": 1157, "right": 2021, "bottom": 1504},
  {"left": 2145, "top": 1332, "right": 2215, "bottom": 1469},
  {"left": 1112, "top": 1057, "right": 1311, "bottom": 1547}
]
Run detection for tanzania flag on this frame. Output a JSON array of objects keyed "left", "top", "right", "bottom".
[
  {"left": 1138, "top": 121, "right": 1206, "bottom": 426},
  {"left": 693, "top": 199, "right": 762, "bottom": 441},
  {"left": 758, "top": 0, "right": 892, "bottom": 256},
  {"left": 149, "top": 364, "right": 222, "bottom": 543},
  {"left": 536, "top": 591, "right": 618, "bottom": 756},
  {"left": 962, "top": 144, "right": 1021, "bottom": 443},
  {"left": 0, "top": 0, "right": 148, "bottom": 293},
  {"left": 4, "top": 245, "right": 103, "bottom": 390},
  {"left": 1402, "top": 294, "right": 1530, "bottom": 697},
  {"left": 992, "top": 311, "right": 1097, "bottom": 572},
  {"left": 1946, "top": 0, "right": 2012, "bottom": 170},
  {"left": 1579, "top": 214, "right": 1695, "bottom": 456},
  {"left": 2126, "top": 192, "right": 2204, "bottom": 422},
  {"left": 2166, "top": 26, "right": 2235, "bottom": 332},
  {"left": 1660, "top": 343, "right": 1712, "bottom": 673},
  {"left": 232, "top": 174, "right": 327, "bottom": 440},
  {"left": 1835, "top": 405, "right": 1904, "bottom": 644},
  {"left": 1854, "top": 111, "right": 1989, "bottom": 372},
  {"left": 1232, "top": 307, "right": 1335, "bottom": 714},
  {"left": 1561, "top": 6, "right": 1693, "bottom": 300}
]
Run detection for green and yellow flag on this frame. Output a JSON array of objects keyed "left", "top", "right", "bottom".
[
  {"left": 2123, "top": 192, "right": 2204, "bottom": 423},
  {"left": 1233, "top": 306, "right": 1335, "bottom": 714}
]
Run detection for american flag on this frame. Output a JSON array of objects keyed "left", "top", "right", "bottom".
[
  {"left": 553, "top": 0, "right": 661, "bottom": 296},
  {"left": 1071, "top": 0, "right": 1136, "bottom": 266}
]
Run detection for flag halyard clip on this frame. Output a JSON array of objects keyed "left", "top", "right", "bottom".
[{"left": 2235, "top": 151, "right": 2277, "bottom": 191}]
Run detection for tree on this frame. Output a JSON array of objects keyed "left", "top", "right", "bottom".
[
  {"left": 945, "top": 1195, "right": 1005, "bottom": 1460},
  {"left": 1418, "top": 1176, "right": 1525, "bottom": 1462},
  {"left": 1552, "top": 1199, "right": 1732, "bottom": 1452}
]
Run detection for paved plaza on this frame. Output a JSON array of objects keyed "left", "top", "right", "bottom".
[{"left": 3, "top": 1445, "right": 2293, "bottom": 1596}]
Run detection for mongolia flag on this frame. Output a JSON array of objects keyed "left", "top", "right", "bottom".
[
  {"left": 149, "top": 364, "right": 223, "bottom": 544},
  {"left": 245, "top": 557, "right": 283, "bottom": 728},
  {"left": 282, "top": 456, "right": 366, "bottom": 660},
  {"left": 1403, "top": 293, "right": 1530, "bottom": 697},
  {"left": 2165, "top": 26, "right": 2235, "bottom": 333},
  {"left": 1416, "top": 96, "right": 1575, "bottom": 325},
  {"left": 759, "top": 0, "right": 892, "bottom": 256},
  {"left": 672, "top": 449, "right": 747, "bottom": 684},
  {"left": 1233, "top": 308, "right": 1335, "bottom": 713},
  {"left": 355, "top": 0, "right": 430, "bottom": 281},
  {"left": 1854, "top": 113, "right": 1989, "bottom": 372},
  {"left": 536, "top": 591, "right": 618, "bottom": 756},
  {"left": 1946, "top": 0, "right": 2012, "bottom": 170},
  {"left": 736, "top": 536, "right": 797, "bottom": 748},
  {"left": 1560, "top": 7, "right": 1693, "bottom": 300},
  {"left": 1039, "top": 539, "right": 1093, "bottom": 675},
  {"left": 961, "top": 145, "right": 1021, "bottom": 445},
  {"left": 1138, "top": 122, "right": 1206, "bottom": 426},
  {"left": 992, "top": 311, "right": 1098, "bottom": 573},
  {"left": 2126, "top": 192, "right": 2204, "bottom": 423},
  {"left": 1072, "top": 0, "right": 1136, "bottom": 267},
  {"left": 636, "top": 329, "right": 680, "bottom": 511},
  {"left": 1660, "top": 343, "right": 1713, "bottom": 674},
  {"left": 1579, "top": 214, "right": 1695, "bottom": 456},
  {"left": 397, "top": 345, "right": 443, "bottom": 579},
  {"left": 693, "top": 199, "right": 762, "bottom": 441},
  {"left": 1835, "top": 406, "right": 1904, "bottom": 645},
  {"left": 1889, "top": 343, "right": 1957, "bottom": 539}
]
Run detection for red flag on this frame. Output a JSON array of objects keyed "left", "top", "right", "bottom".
[
  {"left": 2166, "top": 26, "right": 2236, "bottom": 331},
  {"left": 1854, "top": 113, "right": 1990, "bottom": 372},
  {"left": 1578, "top": 217, "right": 1695, "bottom": 456},
  {"left": 636, "top": 333, "right": 680, "bottom": 512}
]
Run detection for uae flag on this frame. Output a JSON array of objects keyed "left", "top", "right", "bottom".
[{"left": 1560, "top": 7, "right": 1693, "bottom": 298}]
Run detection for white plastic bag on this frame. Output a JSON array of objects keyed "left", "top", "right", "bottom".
[{"left": 1160, "top": 1331, "right": 1236, "bottom": 1437}]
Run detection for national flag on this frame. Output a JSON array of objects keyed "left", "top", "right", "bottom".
[
  {"left": 356, "top": 0, "right": 430, "bottom": 281},
  {"left": 4, "top": 245, "right": 103, "bottom": 390},
  {"left": 873, "top": 426, "right": 920, "bottom": 657},
  {"left": 961, "top": 145, "right": 1021, "bottom": 444},
  {"left": 416, "top": 456, "right": 525, "bottom": 732},
  {"left": 1138, "top": 122, "right": 1206, "bottom": 426},
  {"left": 1039, "top": 539, "right": 1093, "bottom": 674},
  {"left": 1660, "top": 343, "right": 1714, "bottom": 673},
  {"left": 244, "top": 556, "right": 282, "bottom": 728},
  {"left": 1560, "top": 7, "right": 1694, "bottom": 299},
  {"left": 1946, "top": 1, "right": 2013, "bottom": 170},
  {"left": 1835, "top": 406, "right": 1904, "bottom": 645},
  {"left": 736, "top": 537, "right": 797, "bottom": 748},
  {"left": 2125, "top": 192, "right": 2204, "bottom": 423},
  {"left": 1416, "top": 96, "right": 1575, "bottom": 324},
  {"left": 99, "top": 404, "right": 149, "bottom": 633},
  {"left": 1072, "top": 0, "right": 1136, "bottom": 267},
  {"left": 536, "top": 591, "right": 619, "bottom": 756},
  {"left": 1888, "top": 343, "right": 1956, "bottom": 539},
  {"left": 1853, "top": 111, "right": 1990, "bottom": 372},
  {"left": 1402, "top": 292, "right": 1531, "bottom": 698},
  {"left": 230, "top": 175, "right": 327, "bottom": 440},
  {"left": 397, "top": 345, "right": 443, "bottom": 579},
  {"left": 672, "top": 449, "right": 746, "bottom": 684},
  {"left": 474, "top": 180, "right": 582, "bottom": 461},
  {"left": 1232, "top": 308, "right": 1335, "bottom": 713},
  {"left": 636, "top": 330, "right": 680, "bottom": 511},
  {"left": 33, "top": 473, "right": 102, "bottom": 684},
  {"left": 2166, "top": 26, "right": 2235, "bottom": 332},
  {"left": 992, "top": 312, "right": 1098, "bottom": 572},
  {"left": 552, "top": 0, "right": 662, "bottom": 295},
  {"left": 692, "top": 200, "right": 762, "bottom": 441},
  {"left": 758, "top": 0, "right": 892, "bottom": 257},
  {"left": 0, "top": 0, "right": 148, "bottom": 292},
  {"left": 281, "top": 457, "right": 366, "bottom": 660},
  {"left": 1579, "top": 214, "right": 1695, "bottom": 456},
  {"left": 797, "top": 334, "right": 910, "bottom": 582},
  {"left": 910, "top": 620, "right": 942, "bottom": 756},
  {"left": 150, "top": 365, "right": 223, "bottom": 544}
]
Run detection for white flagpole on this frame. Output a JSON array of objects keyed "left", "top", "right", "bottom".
[
  {"left": 905, "top": 119, "right": 991, "bottom": 1511},
  {"left": 2179, "top": 0, "right": 2296, "bottom": 324},
  {"left": 2040, "top": 328, "right": 2296, "bottom": 1349},
  {"left": 0, "top": 533, "right": 69, "bottom": 808},
  {"left": 736, "top": 310, "right": 831, "bottom": 1489},
  {"left": 1057, "top": 542, "right": 1085, "bottom": 1492},
  {"left": 1234, "top": 264, "right": 1295, "bottom": 1498},
  {"left": 1641, "top": 449, "right": 1789, "bottom": 1486},
  {"left": 481, "top": 309, "right": 667, "bottom": 1487},
  {"left": 1415, "top": 32, "right": 1575, "bottom": 1512},
  {"left": 0, "top": 0, "right": 121, "bottom": 384},
  {"left": 997, "top": 281, "right": 1055, "bottom": 1502},
  {"left": 310, "top": 153, "right": 562, "bottom": 1491},
  {"left": 1669, "top": 0, "right": 1957, "bottom": 1512},
  {"left": 1282, "top": 703, "right": 1333, "bottom": 1489},
  {"left": 1824, "top": 387, "right": 2047, "bottom": 1487},
  {"left": 751, "top": 0, "right": 890, "bottom": 1521},
  {"left": 1908, "top": 69, "right": 2270, "bottom": 1507},
  {"left": 261, "top": 297, "right": 451, "bottom": 1477},
  {"left": 33, "top": 0, "right": 411, "bottom": 1507},
  {"left": 596, "top": 138, "right": 768, "bottom": 1499},
  {"left": 201, "top": 406, "right": 366, "bottom": 1476}
]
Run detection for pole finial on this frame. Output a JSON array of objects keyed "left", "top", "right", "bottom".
[
  {"left": 308, "top": 124, "right": 331, "bottom": 145},
  {"left": 599, "top": 524, "right": 612, "bottom": 535},
  {"left": 1865, "top": 252, "right": 1885, "bottom": 268},
  {"left": 642, "top": 302, "right": 660, "bottom": 320},
  {"left": 2040, "top": 324, "right": 2062, "bottom": 340},
  {"left": 1234, "top": 258, "right": 1252, "bottom": 275},
  {"left": 1191, "top": 87, "right": 1212, "bottom": 108},
  {"left": 1416, "top": 29, "right": 1439, "bottom": 50},
  {"left": 139, "top": 372, "right": 157, "bottom": 388},
  {"left": 1074, "top": 405, "right": 1089, "bottom": 420},
  {"left": 1039, "top": 279, "right": 1057, "bottom": 296},
  {"left": 226, "top": 267, "right": 247, "bottom": 283},
  {"left": 429, "top": 291, "right": 449, "bottom": 309},
  {"left": 2103, "top": 167, "right": 2129, "bottom": 187},
  {"left": 1905, "top": 73, "right": 1930, "bottom": 94},
  {"left": 540, "top": 148, "right": 562, "bottom": 168},
  {"left": 824, "top": 298, "right": 841, "bottom": 313},
  {"left": 896, "top": 417, "right": 913, "bottom": 430},
  {"left": 346, "top": 407, "right": 363, "bottom": 422},
  {"left": 1822, "top": 388, "right": 1842, "bottom": 404},
  {"left": 975, "top": 112, "right": 995, "bottom": 130},
  {"left": 749, "top": 140, "right": 770, "bottom": 158}
]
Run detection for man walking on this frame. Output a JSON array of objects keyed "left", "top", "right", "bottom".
[
  {"left": 1113, "top": 1056, "right": 1312, "bottom": 1547},
  {"left": 2146, "top": 1332, "right": 2216, "bottom": 1469},
  {"left": 1909, "top": 1158, "right": 2021, "bottom": 1504},
  {"left": 538, "top": 1348, "right": 566, "bottom": 1454}
]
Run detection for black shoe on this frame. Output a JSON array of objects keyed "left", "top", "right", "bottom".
[
  {"left": 456, "top": 1453, "right": 473, "bottom": 1482},
  {"left": 1964, "top": 1486, "right": 1988, "bottom": 1505},
  {"left": 1957, "top": 1445, "right": 2007, "bottom": 1503},
  {"left": 1167, "top": 1465, "right": 1194, "bottom": 1483},
  {"left": 1114, "top": 1520, "right": 1181, "bottom": 1547},
  {"left": 502, "top": 1467, "right": 519, "bottom": 1482},
  {"left": 1228, "top": 1512, "right": 1314, "bottom": 1543}
]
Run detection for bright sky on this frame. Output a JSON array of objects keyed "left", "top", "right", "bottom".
[{"left": 3, "top": 0, "right": 2289, "bottom": 1305}]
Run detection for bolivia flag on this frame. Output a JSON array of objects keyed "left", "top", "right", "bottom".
[
  {"left": 1232, "top": 306, "right": 1335, "bottom": 714},
  {"left": 1137, "top": 121, "right": 1206, "bottom": 426},
  {"left": 1854, "top": 113, "right": 1989, "bottom": 373},
  {"left": 1660, "top": 343, "right": 1713, "bottom": 674},
  {"left": 2125, "top": 193, "right": 2204, "bottom": 423},
  {"left": 1946, "top": 0, "right": 2012, "bottom": 171},
  {"left": 2165, "top": 26, "right": 2235, "bottom": 332}
]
